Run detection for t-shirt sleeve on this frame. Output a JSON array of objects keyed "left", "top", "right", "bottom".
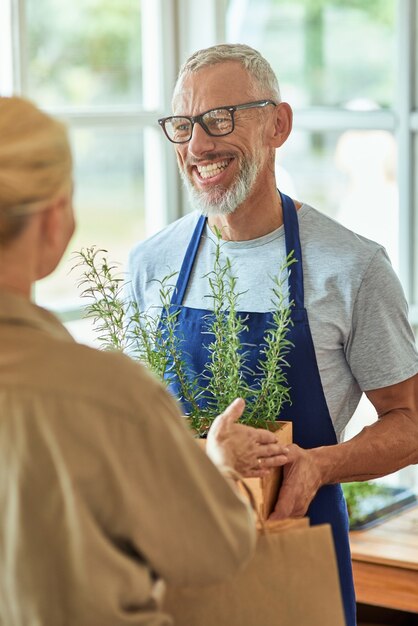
[{"left": 345, "top": 247, "right": 418, "bottom": 390}]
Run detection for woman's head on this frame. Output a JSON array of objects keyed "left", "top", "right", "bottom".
[{"left": 0, "top": 96, "right": 73, "bottom": 246}]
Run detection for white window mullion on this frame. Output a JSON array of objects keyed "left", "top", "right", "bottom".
[
  {"left": 12, "top": 0, "right": 26, "bottom": 94},
  {"left": 396, "top": 0, "right": 415, "bottom": 302},
  {"left": 40, "top": 108, "right": 163, "bottom": 128},
  {"left": 0, "top": 0, "right": 14, "bottom": 94},
  {"left": 411, "top": 111, "right": 418, "bottom": 131},
  {"left": 141, "top": 0, "right": 181, "bottom": 230},
  {"left": 293, "top": 108, "right": 396, "bottom": 132},
  {"left": 0, "top": 0, "right": 25, "bottom": 95}
]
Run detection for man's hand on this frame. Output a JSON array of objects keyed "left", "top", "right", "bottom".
[
  {"left": 206, "top": 398, "right": 290, "bottom": 477},
  {"left": 269, "top": 444, "right": 323, "bottom": 519}
]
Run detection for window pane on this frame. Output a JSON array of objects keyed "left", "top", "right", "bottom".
[
  {"left": 65, "top": 317, "right": 101, "bottom": 347},
  {"left": 35, "top": 127, "right": 145, "bottom": 308},
  {"left": 226, "top": 0, "right": 396, "bottom": 108},
  {"left": 25, "top": 0, "right": 142, "bottom": 106},
  {"left": 277, "top": 129, "right": 399, "bottom": 271}
]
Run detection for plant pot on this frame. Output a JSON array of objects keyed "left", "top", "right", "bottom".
[
  {"left": 197, "top": 421, "right": 292, "bottom": 522},
  {"left": 244, "top": 421, "right": 292, "bottom": 522}
]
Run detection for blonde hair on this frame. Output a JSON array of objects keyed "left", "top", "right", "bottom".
[
  {"left": 0, "top": 96, "right": 72, "bottom": 245},
  {"left": 174, "top": 43, "right": 281, "bottom": 104}
]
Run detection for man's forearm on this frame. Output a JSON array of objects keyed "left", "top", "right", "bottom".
[{"left": 312, "top": 409, "right": 418, "bottom": 485}]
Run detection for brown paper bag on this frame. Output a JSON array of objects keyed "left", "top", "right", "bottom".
[{"left": 165, "top": 522, "right": 345, "bottom": 626}]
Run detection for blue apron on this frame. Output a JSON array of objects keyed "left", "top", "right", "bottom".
[{"left": 165, "top": 192, "right": 355, "bottom": 626}]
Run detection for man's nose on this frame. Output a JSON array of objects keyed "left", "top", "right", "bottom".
[{"left": 188, "top": 121, "right": 216, "bottom": 157}]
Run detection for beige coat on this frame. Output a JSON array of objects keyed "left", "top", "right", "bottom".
[{"left": 0, "top": 291, "right": 255, "bottom": 626}]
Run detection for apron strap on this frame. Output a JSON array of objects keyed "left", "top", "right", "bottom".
[
  {"left": 170, "top": 214, "right": 206, "bottom": 305},
  {"left": 280, "top": 191, "right": 305, "bottom": 310}
]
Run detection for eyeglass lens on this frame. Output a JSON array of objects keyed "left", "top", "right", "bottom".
[{"left": 165, "top": 108, "right": 233, "bottom": 142}]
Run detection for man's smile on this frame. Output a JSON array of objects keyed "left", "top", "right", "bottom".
[
  {"left": 196, "top": 159, "right": 231, "bottom": 179},
  {"left": 189, "top": 157, "right": 236, "bottom": 185}
]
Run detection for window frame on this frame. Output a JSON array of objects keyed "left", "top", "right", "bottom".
[{"left": 0, "top": 0, "right": 181, "bottom": 322}]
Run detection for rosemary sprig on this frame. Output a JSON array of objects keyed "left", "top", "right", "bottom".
[
  {"left": 154, "top": 276, "right": 202, "bottom": 429},
  {"left": 200, "top": 229, "right": 252, "bottom": 418},
  {"left": 244, "top": 251, "right": 297, "bottom": 426},
  {"left": 72, "top": 247, "right": 128, "bottom": 351}
]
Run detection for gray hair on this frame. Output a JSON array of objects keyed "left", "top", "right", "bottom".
[{"left": 174, "top": 43, "right": 281, "bottom": 103}]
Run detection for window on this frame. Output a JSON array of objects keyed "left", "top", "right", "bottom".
[
  {"left": 224, "top": 0, "right": 417, "bottom": 321},
  {"left": 227, "top": 0, "right": 396, "bottom": 109},
  {"left": 0, "top": 0, "right": 179, "bottom": 338}
]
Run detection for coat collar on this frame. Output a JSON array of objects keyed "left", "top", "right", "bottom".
[{"left": 0, "top": 289, "right": 74, "bottom": 343}]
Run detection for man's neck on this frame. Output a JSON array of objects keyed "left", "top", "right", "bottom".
[{"left": 207, "top": 187, "right": 301, "bottom": 242}]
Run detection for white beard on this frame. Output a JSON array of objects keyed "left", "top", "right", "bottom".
[{"left": 180, "top": 156, "right": 261, "bottom": 216}]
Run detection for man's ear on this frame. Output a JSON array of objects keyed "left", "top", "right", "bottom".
[{"left": 268, "top": 102, "right": 293, "bottom": 148}]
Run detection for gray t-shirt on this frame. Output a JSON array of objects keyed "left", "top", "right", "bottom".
[{"left": 127, "top": 204, "right": 418, "bottom": 441}]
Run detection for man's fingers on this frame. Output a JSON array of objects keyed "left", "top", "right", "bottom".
[
  {"left": 258, "top": 442, "right": 289, "bottom": 456},
  {"left": 261, "top": 454, "right": 289, "bottom": 467},
  {"left": 269, "top": 507, "right": 288, "bottom": 521}
]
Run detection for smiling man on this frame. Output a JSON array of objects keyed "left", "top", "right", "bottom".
[{"left": 127, "top": 43, "right": 418, "bottom": 626}]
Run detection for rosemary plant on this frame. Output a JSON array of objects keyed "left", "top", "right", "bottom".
[
  {"left": 198, "top": 230, "right": 296, "bottom": 429},
  {"left": 342, "top": 481, "right": 386, "bottom": 528},
  {"left": 73, "top": 236, "right": 296, "bottom": 436}
]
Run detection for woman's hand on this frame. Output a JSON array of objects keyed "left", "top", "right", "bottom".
[{"left": 206, "top": 398, "right": 290, "bottom": 477}]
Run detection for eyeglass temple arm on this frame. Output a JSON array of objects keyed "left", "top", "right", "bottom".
[{"left": 235, "top": 100, "right": 276, "bottom": 112}]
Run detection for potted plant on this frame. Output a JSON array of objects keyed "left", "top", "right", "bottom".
[
  {"left": 72, "top": 232, "right": 296, "bottom": 518},
  {"left": 342, "top": 480, "right": 417, "bottom": 530}
]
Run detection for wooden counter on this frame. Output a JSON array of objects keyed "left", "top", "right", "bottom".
[{"left": 349, "top": 504, "right": 418, "bottom": 613}]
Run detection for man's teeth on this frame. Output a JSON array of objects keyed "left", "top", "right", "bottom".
[{"left": 197, "top": 160, "right": 229, "bottom": 179}]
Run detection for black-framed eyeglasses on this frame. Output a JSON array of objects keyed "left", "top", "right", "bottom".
[{"left": 158, "top": 99, "right": 277, "bottom": 144}]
